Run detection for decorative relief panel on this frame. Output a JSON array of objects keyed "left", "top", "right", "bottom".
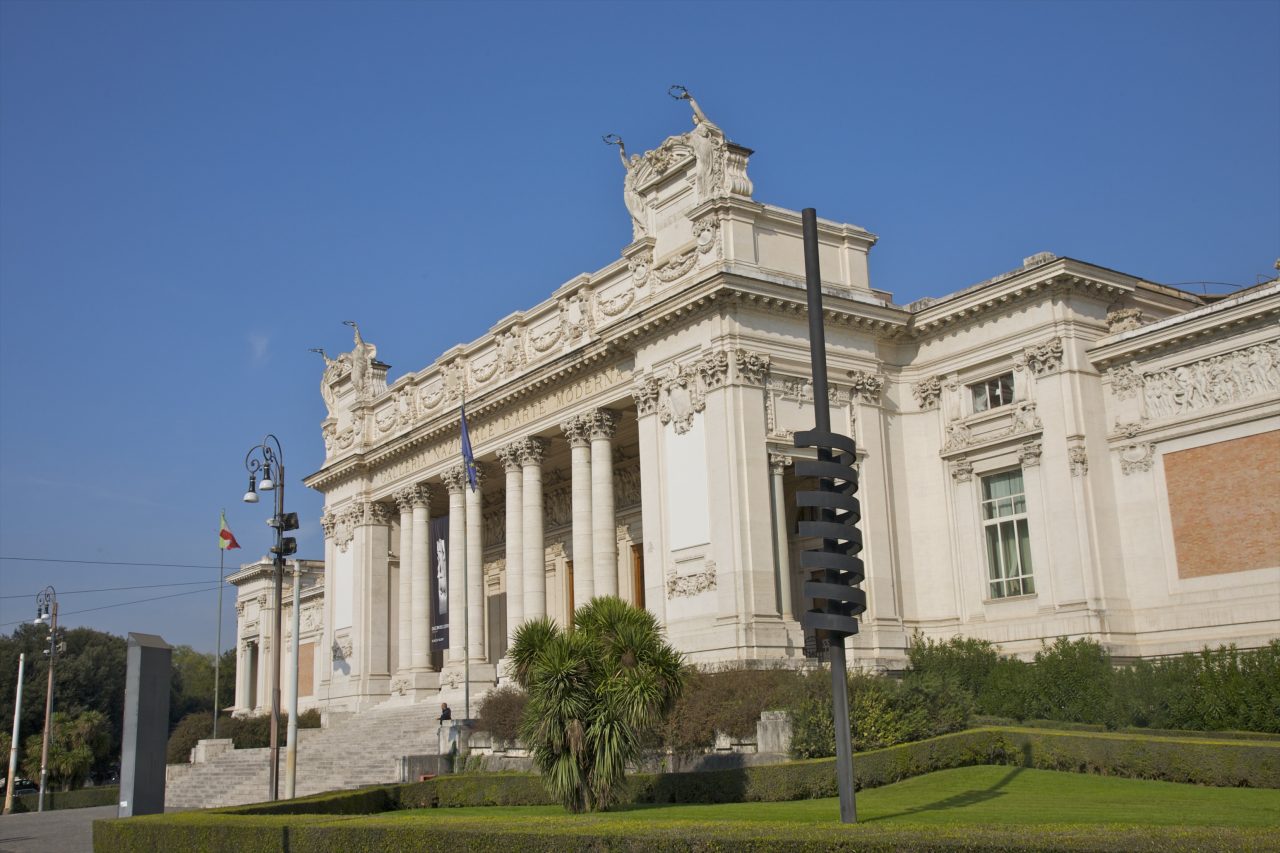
[
  {"left": 1068, "top": 445, "right": 1089, "bottom": 477},
  {"left": 656, "top": 364, "right": 707, "bottom": 435},
  {"left": 734, "top": 349, "right": 770, "bottom": 386},
  {"left": 301, "top": 603, "right": 323, "bottom": 632},
  {"left": 1107, "top": 342, "right": 1280, "bottom": 424},
  {"left": 1018, "top": 441, "right": 1043, "bottom": 467},
  {"left": 846, "top": 369, "right": 885, "bottom": 403},
  {"left": 322, "top": 506, "right": 358, "bottom": 552},
  {"left": 666, "top": 559, "right": 717, "bottom": 599},
  {"left": 331, "top": 633, "right": 353, "bottom": 662},
  {"left": 483, "top": 507, "right": 504, "bottom": 546},
  {"left": 913, "top": 376, "right": 942, "bottom": 410},
  {"left": 390, "top": 676, "right": 410, "bottom": 696},
  {"left": 1106, "top": 307, "right": 1145, "bottom": 333},
  {"left": 614, "top": 466, "right": 641, "bottom": 509},
  {"left": 1119, "top": 443, "right": 1156, "bottom": 475},
  {"left": 358, "top": 501, "right": 393, "bottom": 526},
  {"left": 1023, "top": 337, "right": 1064, "bottom": 376},
  {"left": 950, "top": 458, "right": 974, "bottom": 483}
]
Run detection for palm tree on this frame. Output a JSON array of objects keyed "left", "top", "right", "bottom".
[{"left": 508, "top": 596, "right": 685, "bottom": 813}]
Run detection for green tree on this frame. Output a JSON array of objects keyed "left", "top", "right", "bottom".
[
  {"left": 20, "top": 709, "right": 111, "bottom": 790},
  {"left": 509, "top": 596, "right": 685, "bottom": 813}
]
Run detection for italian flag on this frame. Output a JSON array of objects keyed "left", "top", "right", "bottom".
[{"left": 219, "top": 512, "right": 241, "bottom": 550}]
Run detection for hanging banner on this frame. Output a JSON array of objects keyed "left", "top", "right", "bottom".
[{"left": 429, "top": 515, "right": 449, "bottom": 655}]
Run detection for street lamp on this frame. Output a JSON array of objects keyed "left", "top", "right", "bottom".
[
  {"left": 33, "top": 587, "right": 57, "bottom": 813},
  {"left": 242, "top": 435, "right": 298, "bottom": 802}
]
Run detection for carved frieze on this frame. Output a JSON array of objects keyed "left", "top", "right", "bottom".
[
  {"left": 1107, "top": 364, "right": 1143, "bottom": 400},
  {"left": 1109, "top": 343, "right": 1280, "bottom": 423},
  {"left": 483, "top": 508, "right": 504, "bottom": 546},
  {"left": 654, "top": 249, "right": 698, "bottom": 283},
  {"left": 913, "top": 376, "right": 942, "bottom": 410},
  {"left": 301, "top": 603, "right": 322, "bottom": 632},
  {"left": 614, "top": 466, "right": 641, "bottom": 509},
  {"left": 667, "top": 559, "right": 717, "bottom": 599}
]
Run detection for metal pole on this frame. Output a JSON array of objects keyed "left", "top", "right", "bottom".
[
  {"left": 801, "top": 207, "right": 857, "bottom": 823},
  {"left": 36, "top": 600, "right": 57, "bottom": 813},
  {"left": 463, "top": 520, "right": 470, "bottom": 722},
  {"left": 3, "top": 653, "right": 25, "bottom": 815},
  {"left": 214, "top": 544, "right": 225, "bottom": 740},
  {"left": 268, "top": 473, "right": 284, "bottom": 802},
  {"left": 285, "top": 560, "right": 301, "bottom": 799}
]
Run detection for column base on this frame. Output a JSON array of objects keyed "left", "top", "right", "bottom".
[{"left": 436, "top": 662, "right": 498, "bottom": 721}]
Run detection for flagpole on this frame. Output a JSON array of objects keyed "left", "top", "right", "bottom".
[
  {"left": 462, "top": 396, "right": 470, "bottom": 722},
  {"left": 214, "top": 512, "right": 225, "bottom": 739}
]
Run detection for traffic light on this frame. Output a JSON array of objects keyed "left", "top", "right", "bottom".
[
  {"left": 794, "top": 428, "right": 866, "bottom": 641},
  {"left": 270, "top": 512, "right": 300, "bottom": 556}
]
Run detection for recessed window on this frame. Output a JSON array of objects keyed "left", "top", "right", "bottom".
[
  {"left": 971, "top": 372, "right": 1014, "bottom": 413},
  {"left": 981, "top": 470, "right": 1035, "bottom": 599}
]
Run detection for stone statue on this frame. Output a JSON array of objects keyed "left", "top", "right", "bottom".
[
  {"left": 605, "top": 134, "right": 647, "bottom": 240},
  {"left": 670, "top": 85, "right": 725, "bottom": 199},
  {"left": 343, "top": 320, "right": 377, "bottom": 401}
]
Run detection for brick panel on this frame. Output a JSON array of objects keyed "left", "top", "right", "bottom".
[
  {"left": 297, "top": 641, "right": 315, "bottom": 698},
  {"left": 1164, "top": 431, "right": 1280, "bottom": 578}
]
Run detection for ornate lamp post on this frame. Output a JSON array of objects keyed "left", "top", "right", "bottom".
[
  {"left": 33, "top": 587, "right": 58, "bottom": 813},
  {"left": 242, "top": 435, "right": 297, "bottom": 801}
]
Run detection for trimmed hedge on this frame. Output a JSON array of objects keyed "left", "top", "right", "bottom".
[
  {"left": 92, "top": 813, "right": 1280, "bottom": 853},
  {"left": 214, "top": 726, "right": 1279, "bottom": 819},
  {"left": 10, "top": 784, "right": 118, "bottom": 813}
]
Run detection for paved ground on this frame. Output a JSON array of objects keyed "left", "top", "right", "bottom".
[{"left": 0, "top": 805, "right": 118, "bottom": 853}]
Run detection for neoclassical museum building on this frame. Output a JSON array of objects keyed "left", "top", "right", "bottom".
[{"left": 229, "top": 99, "right": 1279, "bottom": 717}]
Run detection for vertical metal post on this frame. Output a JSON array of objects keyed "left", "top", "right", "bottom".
[
  {"left": 269, "top": 478, "right": 284, "bottom": 802},
  {"left": 37, "top": 599, "right": 57, "bottom": 813},
  {"left": 801, "top": 208, "right": 857, "bottom": 823},
  {"left": 285, "top": 560, "right": 301, "bottom": 798},
  {"left": 214, "top": 545, "right": 225, "bottom": 740},
  {"left": 3, "top": 653, "right": 24, "bottom": 815}
]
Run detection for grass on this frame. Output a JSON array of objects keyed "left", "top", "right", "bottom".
[
  {"left": 384, "top": 766, "right": 1280, "bottom": 828},
  {"left": 98, "top": 767, "right": 1280, "bottom": 851}
]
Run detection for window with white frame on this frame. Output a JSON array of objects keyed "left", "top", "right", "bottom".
[
  {"left": 980, "top": 470, "right": 1035, "bottom": 599},
  {"left": 970, "top": 372, "right": 1014, "bottom": 413}
]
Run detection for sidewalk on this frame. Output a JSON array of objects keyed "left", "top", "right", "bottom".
[{"left": 0, "top": 805, "right": 116, "bottom": 853}]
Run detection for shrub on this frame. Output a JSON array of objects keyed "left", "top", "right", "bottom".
[
  {"left": 661, "top": 666, "right": 804, "bottom": 755},
  {"left": 788, "top": 669, "right": 973, "bottom": 758},
  {"left": 166, "top": 709, "right": 322, "bottom": 764},
  {"left": 907, "top": 633, "right": 999, "bottom": 698},
  {"left": 476, "top": 685, "right": 526, "bottom": 744},
  {"left": 1028, "top": 638, "right": 1117, "bottom": 725}
]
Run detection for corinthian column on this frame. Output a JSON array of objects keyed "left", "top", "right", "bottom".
[
  {"left": 393, "top": 487, "right": 415, "bottom": 674},
  {"left": 443, "top": 466, "right": 468, "bottom": 666},
  {"left": 589, "top": 410, "right": 618, "bottom": 598},
  {"left": 405, "top": 485, "right": 432, "bottom": 670},
  {"left": 770, "top": 453, "right": 794, "bottom": 620},
  {"left": 498, "top": 443, "right": 525, "bottom": 644},
  {"left": 521, "top": 437, "right": 548, "bottom": 621},
  {"left": 466, "top": 464, "right": 486, "bottom": 663},
  {"left": 562, "top": 415, "right": 594, "bottom": 607}
]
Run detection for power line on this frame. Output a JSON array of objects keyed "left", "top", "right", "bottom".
[
  {"left": 0, "top": 584, "right": 224, "bottom": 629},
  {"left": 0, "top": 580, "right": 224, "bottom": 600},
  {"left": 1, "top": 556, "right": 228, "bottom": 570}
]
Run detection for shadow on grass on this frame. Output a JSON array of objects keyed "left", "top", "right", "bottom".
[{"left": 863, "top": 766, "right": 1025, "bottom": 823}]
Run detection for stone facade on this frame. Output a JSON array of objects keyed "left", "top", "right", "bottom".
[{"left": 228, "top": 104, "right": 1277, "bottom": 716}]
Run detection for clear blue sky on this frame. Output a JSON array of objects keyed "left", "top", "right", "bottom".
[{"left": 1, "top": 0, "right": 1276, "bottom": 652}]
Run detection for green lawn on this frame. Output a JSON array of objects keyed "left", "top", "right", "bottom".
[{"left": 387, "top": 766, "right": 1280, "bottom": 828}]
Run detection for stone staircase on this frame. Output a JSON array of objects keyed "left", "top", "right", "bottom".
[{"left": 165, "top": 703, "right": 444, "bottom": 809}]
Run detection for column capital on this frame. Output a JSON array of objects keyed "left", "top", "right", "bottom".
[
  {"left": 497, "top": 442, "right": 525, "bottom": 473},
  {"left": 443, "top": 465, "right": 469, "bottom": 495},
  {"left": 356, "top": 500, "right": 393, "bottom": 526},
  {"left": 560, "top": 414, "right": 592, "bottom": 448},
  {"left": 518, "top": 436, "right": 549, "bottom": 466},
  {"left": 769, "top": 453, "right": 793, "bottom": 475},
  {"left": 394, "top": 484, "right": 430, "bottom": 513},
  {"left": 587, "top": 409, "right": 618, "bottom": 441}
]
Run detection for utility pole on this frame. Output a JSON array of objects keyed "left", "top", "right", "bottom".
[{"left": 3, "top": 653, "right": 25, "bottom": 815}]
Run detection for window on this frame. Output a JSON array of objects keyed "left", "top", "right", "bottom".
[
  {"left": 971, "top": 372, "right": 1014, "bottom": 413},
  {"left": 981, "top": 470, "right": 1035, "bottom": 599}
]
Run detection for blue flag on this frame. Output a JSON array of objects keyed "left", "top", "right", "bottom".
[{"left": 460, "top": 399, "right": 478, "bottom": 492}]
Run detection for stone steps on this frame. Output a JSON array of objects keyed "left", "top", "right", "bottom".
[{"left": 165, "top": 704, "right": 446, "bottom": 809}]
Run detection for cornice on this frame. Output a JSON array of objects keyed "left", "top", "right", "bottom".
[{"left": 1089, "top": 282, "right": 1280, "bottom": 368}]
